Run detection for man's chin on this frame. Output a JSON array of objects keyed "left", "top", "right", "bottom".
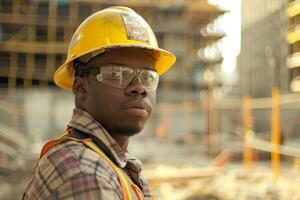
[{"left": 114, "top": 125, "right": 143, "bottom": 137}]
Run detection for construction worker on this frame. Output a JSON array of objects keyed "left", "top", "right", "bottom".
[{"left": 22, "top": 6, "right": 175, "bottom": 200}]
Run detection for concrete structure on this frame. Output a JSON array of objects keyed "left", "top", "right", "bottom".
[
  {"left": 287, "top": 0, "right": 300, "bottom": 91},
  {"left": 239, "top": 0, "right": 289, "bottom": 98},
  {"left": 0, "top": 0, "right": 224, "bottom": 141}
]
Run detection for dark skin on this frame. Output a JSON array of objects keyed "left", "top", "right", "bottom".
[{"left": 73, "top": 48, "right": 156, "bottom": 151}]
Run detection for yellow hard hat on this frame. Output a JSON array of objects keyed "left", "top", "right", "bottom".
[{"left": 54, "top": 6, "right": 176, "bottom": 90}]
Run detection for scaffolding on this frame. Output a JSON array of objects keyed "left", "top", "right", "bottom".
[{"left": 0, "top": 0, "right": 224, "bottom": 168}]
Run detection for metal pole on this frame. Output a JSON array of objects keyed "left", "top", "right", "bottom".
[
  {"left": 271, "top": 71, "right": 281, "bottom": 182},
  {"left": 266, "top": 46, "right": 281, "bottom": 182},
  {"left": 243, "top": 94, "right": 254, "bottom": 171}
]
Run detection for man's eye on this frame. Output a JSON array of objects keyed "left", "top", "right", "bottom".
[
  {"left": 107, "top": 71, "right": 121, "bottom": 79},
  {"left": 112, "top": 71, "right": 120, "bottom": 77},
  {"left": 142, "top": 72, "right": 155, "bottom": 82}
]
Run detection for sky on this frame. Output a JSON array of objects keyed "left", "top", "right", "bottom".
[{"left": 207, "top": 0, "right": 241, "bottom": 84}]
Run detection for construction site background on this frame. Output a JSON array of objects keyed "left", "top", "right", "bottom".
[{"left": 1, "top": 0, "right": 300, "bottom": 199}]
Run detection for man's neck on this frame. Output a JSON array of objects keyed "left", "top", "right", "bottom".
[{"left": 110, "top": 134, "right": 129, "bottom": 151}]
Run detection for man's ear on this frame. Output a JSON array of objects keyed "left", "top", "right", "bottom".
[{"left": 73, "top": 76, "right": 87, "bottom": 99}]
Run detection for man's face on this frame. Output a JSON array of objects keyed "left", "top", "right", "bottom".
[{"left": 79, "top": 48, "right": 156, "bottom": 137}]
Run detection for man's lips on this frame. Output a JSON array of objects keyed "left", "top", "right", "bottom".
[
  {"left": 125, "top": 107, "right": 148, "bottom": 117},
  {"left": 123, "top": 100, "right": 152, "bottom": 117}
]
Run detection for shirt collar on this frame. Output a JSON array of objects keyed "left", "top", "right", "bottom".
[{"left": 68, "top": 108, "right": 128, "bottom": 168}]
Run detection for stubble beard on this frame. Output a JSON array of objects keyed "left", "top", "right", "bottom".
[{"left": 112, "top": 125, "right": 142, "bottom": 137}]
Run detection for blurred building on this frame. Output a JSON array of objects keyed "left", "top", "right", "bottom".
[
  {"left": 287, "top": 0, "right": 300, "bottom": 91},
  {"left": 237, "top": 0, "right": 300, "bottom": 140},
  {"left": 285, "top": 0, "right": 300, "bottom": 139},
  {"left": 0, "top": 0, "right": 224, "bottom": 93},
  {"left": 0, "top": 0, "right": 225, "bottom": 139},
  {"left": 238, "top": 0, "right": 289, "bottom": 98}
]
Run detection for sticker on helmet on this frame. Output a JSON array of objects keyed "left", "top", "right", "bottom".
[{"left": 121, "top": 12, "right": 149, "bottom": 43}]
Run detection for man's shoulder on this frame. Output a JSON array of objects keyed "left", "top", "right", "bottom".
[
  {"left": 23, "top": 140, "right": 122, "bottom": 200},
  {"left": 39, "top": 140, "right": 117, "bottom": 181}
]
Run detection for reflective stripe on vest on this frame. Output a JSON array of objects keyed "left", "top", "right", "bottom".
[{"left": 39, "top": 131, "right": 146, "bottom": 200}]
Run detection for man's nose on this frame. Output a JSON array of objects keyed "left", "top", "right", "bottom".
[{"left": 125, "top": 77, "right": 147, "bottom": 97}]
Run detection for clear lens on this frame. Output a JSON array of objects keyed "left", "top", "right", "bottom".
[
  {"left": 96, "top": 65, "right": 159, "bottom": 91},
  {"left": 139, "top": 70, "right": 159, "bottom": 91},
  {"left": 99, "top": 66, "right": 125, "bottom": 87}
]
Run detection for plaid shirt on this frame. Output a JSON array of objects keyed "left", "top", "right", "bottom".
[{"left": 23, "top": 108, "right": 151, "bottom": 200}]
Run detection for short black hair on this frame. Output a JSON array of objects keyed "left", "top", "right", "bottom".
[{"left": 73, "top": 59, "right": 88, "bottom": 77}]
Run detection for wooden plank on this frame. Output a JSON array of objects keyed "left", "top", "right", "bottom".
[
  {"left": 8, "top": 53, "right": 17, "bottom": 90},
  {"left": 0, "top": 99, "right": 20, "bottom": 115},
  {"left": 0, "top": 124, "right": 28, "bottom": 149},
  {"left": 12, "top": 0, "right": 21, "bottom": 14},
  {"left": 0, "top": 13, "right": 77, "bottom": 27},
  {"left": 0, "top": 41, "right": 68, "bottom": 54},
  {"left": 40, "top": 0, "right": 57, "bottom": 87},
  {"left": 71, "top": 0, "right": 154, "bottom": 7},
  {"left": 0, "top": 67, "right": 54, "bottom": 81},
  {"left": 6, "top": 28, "right": 27, "bottom": 42},
  {"left": 64, "top": 1, "right": 79, "bottom": 42},
  {"left": 0, "top": 140, "right": 17, "bottom": 156},
  {"left": 145, "top": 167, "right": 218, "bottom": 184},
  {"left": 24, "top": 2, "right": 37, "bottom": 89},
  {"left": 248, "top": 137, "right": 300, "bottom": 158},
  {"left": 24, "top": 53, "right": 34, "bottom": 89},
  {"left": 48, "top": 0, "right": 57, "bottom": 42}
]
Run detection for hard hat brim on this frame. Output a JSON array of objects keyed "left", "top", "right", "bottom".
[{"left": 53, "top": 44, "right": 176, "bottom": 90}]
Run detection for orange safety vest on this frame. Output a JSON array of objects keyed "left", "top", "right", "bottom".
[{"left": 39, "top": 130, "right": 148, "bottom": 200}]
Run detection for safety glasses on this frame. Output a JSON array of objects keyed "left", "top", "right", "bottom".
[{"left": 80, "top": 65, "right": 159, "bottom": 92}]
